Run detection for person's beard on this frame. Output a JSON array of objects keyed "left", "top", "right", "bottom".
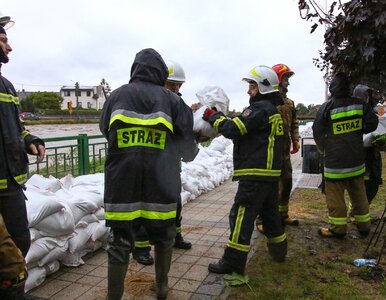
[{"left": 0, "top": 47, "right": 9, "bottom": 63}]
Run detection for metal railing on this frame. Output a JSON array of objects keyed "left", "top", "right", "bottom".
[{"left": 28, "top": 134, "right": 107, "bottom": 179}]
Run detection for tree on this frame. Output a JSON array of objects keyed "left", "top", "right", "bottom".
[
  {"left": 296, "top": 103, "right": 309, "bottom": 116},
  {"left": 298, "top": 0, "right": 386, "bottom": 95},
  {"left": 21, "top": 92, "right": 63, "bottom": 112},
  {"left": 100, "top": 78, "right": 112, "bottom": 98}
]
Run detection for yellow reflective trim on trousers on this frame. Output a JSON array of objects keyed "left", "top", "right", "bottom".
[
  {"left": 117, "top": 127, "right": 166, "bottom": 150},
  {"left": 232, "top": 206, "right": 245, "bottom": 243},
  {"left": 232, "top": 117, "right": 247, "bottom": 135},
  {"left": 105, "top": 209, "right": 176, "bottom": 221},
  {"left": 176, "top": 226, "right": 181, "bottom": 233},
  {"left": 21, "top": 130, "right": 30, "bottom": 138},
  {"left": 213, "top": 116, "right": 227, "bottom": 131},
  {"left": 324, "top": 167, "right": 365, "bottom": 179},
  {"left": 328, "top": 216, "right": 347, "bottom": 225},
  {"left": 135, "top": 240, "right": 151, "bottom": 248},
  {"left": 226, "top": 239, "right": 250, "bottom": 252},
  {"left": 267, "top": 233, "right": 287, "bottom": 244},
  {"left": 14, "top": 173, "right": 27, "bottom": 185},
  {"left": 234, "top": 168, "right": 281, "bottom": 177},
  {"left": 109, "top": 114, "right": 173, "bottom": 133},
  {"left": 0, "top": 92, "right": 19, "bottom": 105},
  {"left": 364, "top": 175, "right": 370, "bottom": 180},
  {"left": 278, "top": 204, "right": 288, "bottom": 213},
  {"left": 0, "top": 179, "right": 7, "bottom": 189},
  {"left": 333, "top": 118, "right": 362, "bottom": 135},
  {"left": 354, "top": 213, "right": 370, "bottom": 223}
]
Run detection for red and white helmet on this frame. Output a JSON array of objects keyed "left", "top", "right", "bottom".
[{"left": 272, "top": 64, "right": 294, "bottom": 83}]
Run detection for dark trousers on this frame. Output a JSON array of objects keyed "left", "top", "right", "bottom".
[
  {"left": 0, "top": 188, "right": 30, "bottom": 257},
  {"left": 223, "top": 180, "right": 285, "bottom": 271}
]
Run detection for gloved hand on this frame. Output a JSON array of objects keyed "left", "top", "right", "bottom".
[
  {"left": 290, "top": 139, "right": 300, "bottom": 154},
  {"left": 202, "top": 108, "right": 217, "bottom": 121}
]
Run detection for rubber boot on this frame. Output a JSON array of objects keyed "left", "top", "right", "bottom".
[
  {"left": 267, "top": 239, "right": 287, "bottom": 263},
  {"left": 154, "top": 249, "right": 172, "bottom": 300},
  {"left": 106, "top": 263, "right": 128, "bottom": 300}
]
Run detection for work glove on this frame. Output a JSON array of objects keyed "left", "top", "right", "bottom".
[
  {"left": 290, "top": 139, "right": 300, "bottom": 154},
  {"left": 202, "top": 107, "right": 217, "bottom": 121}
]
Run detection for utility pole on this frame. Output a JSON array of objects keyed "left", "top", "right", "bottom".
[{"left": 75, "top": 82, "right": 79, "bottom": 108}]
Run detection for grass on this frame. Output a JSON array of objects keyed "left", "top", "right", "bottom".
[{"left": 226, "top": 153, "right": 386, "bottom": 300}]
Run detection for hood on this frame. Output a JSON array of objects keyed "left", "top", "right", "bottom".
[
  {"left": 353, "top": 84, "right": 371, "bottom": 101},
  {"left": 329, "top": 73, "right": 350, "bottom": 98},
  {"left": 129, "top": 48, "right": 168, "bottom": 86}
]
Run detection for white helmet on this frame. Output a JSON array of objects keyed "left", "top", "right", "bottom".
[
  {"left": 165, "top": 60, "right": 186, "bottom": 83},
  {"left": 242, "top": 65, "right": 279, "bottom": 94},
  {"left": 0, "top": 11, "right": 14, "bottom": 29}
]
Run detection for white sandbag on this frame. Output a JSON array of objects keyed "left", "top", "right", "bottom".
[
  {"left": 25, "top": 186, "right": 65, "bottom": 228},
  {"left": 77, "top": 213, "right": 99, "bottom": 225},
  {"left": 45, "top": 260, "right": 60, "bottom": 275},
  {"left": 72, "top": 173, "right": 105, "bottom": 186},
  {"left": 68, "top": 225, "right": 94, "bottom": 254},
  {"left": 94, "top": 207, "right": 105, "bottom": 220},
  {"left": 90, "top": 220, "right": 109, "bottom": 242},
  {"left": 181, "top": 190, "right": 191, "bottom": 206},
  {"left": 195, "top": 86, "right": 230, "bottom": 114},
  {"left": 70, "top": 186, "right": 104, "bottom": 208},
  {"left": 60, "top": 251, "right": 84, "bottom": 267},
  {"left": 60, "top": 174, "right": 75, "bottom": 190},
  {"left": 25, "top": 237, "right": 68, "bottom": 266},
  {"left": 193, "top": 106, "right": 218, "bottom": 138},
  {"left": 29, "top": 228, "right": 42, "bottom": 242},
  {"left": 24, "top": 266, "right": 46, "bottom": 293},
  {"left": 26, "top": 174, "right": 62, "bottom": 192},
  {"left": 38, "top": 240, "right": 68, "bottom": 267},
  {"left": 34, "top": 203, "right": 75, "bottom": 236}
]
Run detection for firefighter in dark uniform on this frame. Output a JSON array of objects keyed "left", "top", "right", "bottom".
[
  {"left": 100, "top": 48, "right": 198, "bottom": 300},
  {"left": 205, "top": 65, "right": 287, "bottom": 275},
  {"left": 313, "top": 73, "right": 378, "bottom": 238},
  {"left": 353, "top": 84, "right": 383, "bottom": 204},
  {"left": 0, "top": 17, "right": 45, "bottom": 299},
  {"left": 133, "top": 60, "right": 193, "bottom": 266}
]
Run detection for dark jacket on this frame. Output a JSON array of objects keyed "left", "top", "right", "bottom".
[
  {"left": 312, "top": 74, "right": 378, "bottom": 180},
  {"left": 208, "top": 93, "right": 283, "bottom": 181},
  {"left": 0, "top": 70, "right": 43, "bottom": 191},
  {"left": 100, "top": 48, "right": 198, "bottom": 228}
]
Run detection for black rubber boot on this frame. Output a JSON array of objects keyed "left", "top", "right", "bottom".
[
  {"left": 107, "top": 263, "right": 128, "bottom": 300},
  {"left": 267, "top": 239, "right": 288, "bottom": 263},
  {"left": 174, "top": 233, "right": 192, "bottom": 249},
  {"left": 155, "top": 249, "right": 172, "bottom": 300},
  {"left": 133, "top": 252, "right": 154, "bottom": 265}
]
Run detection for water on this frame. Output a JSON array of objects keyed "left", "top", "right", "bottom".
[{"left": 25, "top": 123, "right": 102, "bottom": 139}]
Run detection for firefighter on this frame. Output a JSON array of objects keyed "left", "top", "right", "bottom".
[
  {"left": 205, "top": 65, "right": 287, "bottom": 275},
  {"left": 100, "top": 48, "right": 198, "bottom": 300},
  {"left": 353, "top": 84, "right": 383, "bottom": 204},
  {"left": 313, "top": 73, "right": 378, "bottom": 238},
  {"left": 133, "top": 60, "right": 193, "bottom": 266}
]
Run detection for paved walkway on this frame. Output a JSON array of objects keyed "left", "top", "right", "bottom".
[{"left": 28, "top": 152, "right": 322, "bottom": 300}]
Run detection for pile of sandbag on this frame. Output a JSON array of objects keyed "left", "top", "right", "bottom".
[
  {"left": 24, "top": 173, "right": 108, "bottom": 292},
  {"left": 24, "top": 135, "right": 234, "bottom": 291}
]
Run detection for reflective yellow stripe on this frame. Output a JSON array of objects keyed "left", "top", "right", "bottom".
[
  {"left": 117, "top": 127, "right": 166, "bottom": 150},
  {"left": 267, "top": 233, "right": 287, "bottom": 244},
  {"left": 328, "top": 216, "right": 347, "bottom": 225},
  {"left": 278, "top": 204, "right": 288, "bottom": 213},
  {"left": 232, "top": 206, "right": 245, "bottom": 243},
  {"left": 234, "top": 168, "right": 281, "bottom": 177},
  {"left": 14, "top": 173, "right": 27, "bottom": 185},
  {"left": 0, "top": 92, "right": 19, "bottom": 104},
  {"left": 324, "top": 166, "right": 365, "bottom": 179},
  {"left": 227, "top": 239, "right": 250, "bottom": 252},
  {"left": 176, "top": 226, "right": 181, "bottom": 233},
  {"left": 135, "top": 240, "right": 151, "bottom": 248},
  {"left": 0, "top": 179, "right": 7, "bottom": 189},
  {"left": 232, "top": 117, "right": 247, "bottom": 135},
  {"left": 213, "top": 116, "right": 227, "bottom": 131},
  {"left": 109, "top": 113, "right": 173, "bottom": 133},
  {"left": 330, "top": 105, "right": 363, "bottom": 120},
  {"left": 105, "top": 209, "right": 176, "bottom": 221},
  {"left": 354, "top": 213, "right": 370, "bottom": 223},
  {"left": 267, "top": 114, "right": 282, "bottom": 169},
  {"left": 21, "top": 130, "right": 30, "bottom": 138}
]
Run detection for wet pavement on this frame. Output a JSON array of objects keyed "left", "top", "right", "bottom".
[{"left": 27, "top": 151, "right": 321, "bottom": 299}]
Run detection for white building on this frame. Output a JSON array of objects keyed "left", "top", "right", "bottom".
[{"left": 60, "top": 85, "right": 106, "bottom": 110}]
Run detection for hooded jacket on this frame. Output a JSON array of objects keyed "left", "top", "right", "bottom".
[
  {"left": 0, "top": 68, "right": 44, "bottom": 191},
  {"left": 312, "top": 74, "right": 378, "bottom": 180},
  {"left": 100, "top": 48, "right": 198, "bottom": 228},
  {"left": 208, "top": 92, "right": 283, "bottom": 181}
]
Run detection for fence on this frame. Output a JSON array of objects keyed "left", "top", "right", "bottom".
[{"left": 28, "top": 134, "right": 107, "bottom": 179}]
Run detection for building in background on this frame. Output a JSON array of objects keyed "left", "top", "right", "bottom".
[{"left": 60, "top": 85, "right": 106, "bottom": 110}]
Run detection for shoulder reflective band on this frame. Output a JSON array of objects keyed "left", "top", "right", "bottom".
[
  {"left": 117, "top": 127, "right": 166, "bottom": 149},
  {"left": 232, "top": 117, "right": 247, "bottom": 135},
  {"left": 109, "top": 109, "right": 173, "bottom": 133},
  {"left": 330, "top": 105, "right": 363, "bottom": 120},
  {"left": 0, "top": 92, "right": 19, "bottom": 105},
  {"left": 333, "top": 118, "right": 362, "bottom": 135}
]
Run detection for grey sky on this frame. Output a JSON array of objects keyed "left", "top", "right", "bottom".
[{"left": 3, "top": 0, "right": 327, "bottom": 111}]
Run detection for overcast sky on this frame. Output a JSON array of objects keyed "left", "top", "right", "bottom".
[{"left": 2, "top": 0, "right": 328, "bottom": 111}]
